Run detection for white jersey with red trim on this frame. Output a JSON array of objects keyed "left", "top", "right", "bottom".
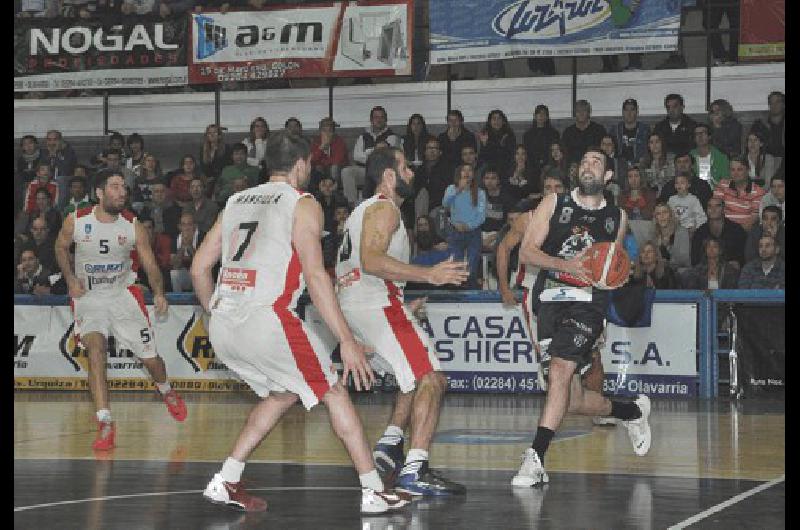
[
  {"left": 210, "top": 181, "right": 311, "bottom": 315},
  {"left": 72, "top": 205, "right": 137, "bottom": 295},
  {"left": 335, "top": 194, "right": 410, "bottom": 309}
]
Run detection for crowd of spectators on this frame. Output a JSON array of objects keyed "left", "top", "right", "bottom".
[{"left": 15, "top": 88, "right": 785, "bottom": 295}]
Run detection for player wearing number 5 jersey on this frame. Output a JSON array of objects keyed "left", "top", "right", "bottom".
[
  {"left": 190, "top": 131, "right": 410, "bottom": 514},
  {"left": 511, "top": 148, "right": 652, "bottom": 488},
  {"left": 335, "top": 147, "right": 470, "bottom": 496},
  {"left": 54, "top": 172, "right": 187, "bottom": 452}
]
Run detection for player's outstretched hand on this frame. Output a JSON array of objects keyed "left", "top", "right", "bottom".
[
  {"left": 340, "top": 339, "right": 376, "bottom": 392},
  {"left": 154, "top": 293, "right": 169, "bottom": 317},
  {"left": 427, "top": 256, "right": 470, "bottom": 286}
]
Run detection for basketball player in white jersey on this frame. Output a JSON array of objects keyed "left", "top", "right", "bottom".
[
  {"left": 511, "top": 148, "right": 651, "bottom": 488},
  {"left": 54, "top": 172, "right": 187, "bottom": 451},
  {"left": 335, "top": 147, "right": 470, "bottom": 496},
  {"left": 190, "top": 131, "right": 410, "bottom": 514}
]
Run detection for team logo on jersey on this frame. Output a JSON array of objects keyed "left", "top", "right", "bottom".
[
  {"left": 558, "top": 226, "right": 594, "bottom": 259},
  {"left": 118, "top": 234, "right": 128, "bottom": 246},
  {"left": 573, "top": 334, "right": 588, "bottom": 348},
  {"left": 177, "top": 311, "right": 226, "bottom": 372},
  {"left": 605, "top": 217, "right": 616, "bottom": 235}
]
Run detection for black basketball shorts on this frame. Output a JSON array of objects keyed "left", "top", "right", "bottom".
[{"left": 536, "top": 296, "right": 607, "bottom": 371}]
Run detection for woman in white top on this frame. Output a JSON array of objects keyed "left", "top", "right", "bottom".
[
  {"left": 652, "top": 201, "right": 692, "bottom": 273},
  {"left": 241, "top": 117, "right": 270, "bottom": 169},
  {"left": 639, "top": 133, "right": 675, "bottom": 195},
  {"left": 744, "top": 130, "right": 779, "bottom": 188}
]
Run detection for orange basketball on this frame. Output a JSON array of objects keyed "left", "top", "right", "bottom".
[{"left": 584, "top": 241, "right": 631, "bottom": 289}]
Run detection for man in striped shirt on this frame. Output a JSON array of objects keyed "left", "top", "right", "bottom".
[{"left": 712, "top": 155, "right": 766, "bottom": 231}]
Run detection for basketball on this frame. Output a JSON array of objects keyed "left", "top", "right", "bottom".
[{"left": 584, "top": 241, "right": 631, "bottom": 289}]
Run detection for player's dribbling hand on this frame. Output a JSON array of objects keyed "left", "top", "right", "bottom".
[
  {"left": 563, "top": 250, "right": 593, "bottom": 286},
  {"left": 427, "top": 256, "right": 470, "bottom": 286},
  {"left": 67, "top": 278, "right": 86, "bottom": 298},
  {"left": 340, "top": 339, "right": 376, "bottom": 392},
  {"left": 154, "top": 294, "right": 169, "bottom": 317}
]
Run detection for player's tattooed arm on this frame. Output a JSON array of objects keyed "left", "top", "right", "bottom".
[{"left": 54, "top": 213, "right": 84, "bottom": 297}]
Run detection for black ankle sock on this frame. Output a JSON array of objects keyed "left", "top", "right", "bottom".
[
  {"left": 531, "top": 426, "right": 555, "bottom": 463},
  {"left": 611, "top": 399, "right": 642, "bottom": 421}
]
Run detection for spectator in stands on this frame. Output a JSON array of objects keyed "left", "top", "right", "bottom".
[
  {"left": 619, "top": 165, "right": 657, "bottom": 221},
  {"left": 682, "top": 236, "right": 740, "bottom": 290},
  {"left": 443, "top": 164, "right": 486, "bottom": 287},
  {"left": 459, "top": 144, "right": 485, "bottom": 186},
  {"left": 743, "top": 130, "right": 780, "bottom": 188},
  {"left": 315, "top": 174, "right": 347, "bottom": 239},
  {"left": 640, "top": 133, "right": 675, "bottom": 194},
  {"left": 712, "top": 155, "right": 766, "bottom": 231},
  {"left": 27, "top": 216, "right": 58, "bottom": 272},
  {"left": 600, "top": 133, "right": 624, "bottom": 189},
  {"left": 184, "top": 177, "right": 218, "bottom": 235},
  {"left": 125, "top": 133, "right": 146, "bottom": 176},
  {"left": 659, "top": 153, "right": 713, "bottom": 208},
  {"left": 759, "top": 173, "right": 785, "bottom": 220},
  {"left": 39, "top": 130, "right": 77, "bottom": 190},
  {"left": 198, "top": 124, "right": 231, "bottom": 196},
  {"left": 653, "top": 94, "right": 698, "bottom": 156},
  {"left": 507, "top": 144, "right": 540, "bottom": 202},
  {"left": 690, "top": 123, "right": 729, "bottom": 188},
  {"left": 668, "top": 173, "right": 708, "bottom": 233},
  {"left": 215, "top": 144, "right": 259, "bottom": 205},
  {"left": 708, "top": 99, "right": 742, "bottom": 158},
  {"left": 121, "top": 0, "right": 157, "bottom": 15},
  {"left": 17, "top": 135, "right": 40, "bottom": 187},
  {"left": 16, "top": 187, "right": 62, "bottom": 238},
  {"left": 61, "top": 176, "right": 91, "bottom": 217},
  {"left": 341, "top": 106, "right": 400, "bottom": 205},
  {"left": 477, "top": 110, "right": 516, "bottom": 180},
  {"left": 242, "top": 117, "right": 269, "bottom": 173},
  {"left": 131, "top": 153, "right": 163, "bottom": 213},
  {"left": 633, "top": 240, "right": 681, "bottom": 289},
  {"left": 480, "top": 168, "right": 513, "bottom": 251},
  {"left": 24, "top": 162, "right": 59, "bottom": 215},
  {"left": 135, "top": 216, "right": 173, "bottom": 293},
  {"left": 93, "top": 132, "right": 127, "bottom": 168},
  {"left": 169, "top": 212, "right": 204, "bottom": 292},
  {"left": 652, "top": 201, "right": 692, "bottom": 273},
  {"left": 437, "top": 109, "right": 477, "bottom": 169},
  {"left": 691, "top": 196, "right": 747, "bottom": 267},
  {"left": 402, "top": 113, "right": 432, "bottom": 170},
  {"left": 522, "top": 104, "right": 560, "bottom": 173},
  {"left": 284, "top": 117, "right": 305, "bottom": 140},
  {"left": 561, "top": 100, "right": 606, "bottom": 166},
  {"left": 610, "top": 98, "right": 650, "bottom": 169},
  {"left": 170, "top": 154, "right": 203, "bottom": 209},
  {"left": 738, "top": 235, "right": 784, "bottom": 289},
  {"left": 154, "top": 0, "right": 192, "bottom": 18},
  {"left": 95, "top": 149, "right": 135, "bottom": 191},
  {"left": 419, "top": 137, "right": 452, "bottom": 210},
  {"left": 141, "top": 182, "right": 181, "bottom": 239},
  {"left": 231, "top": 176, "right": 249, "bottom": 195},
  {"left": 322, "top": 202, "right": 351, "bottom": 273},
  {"left": 744, "top": 205, "right": 785, "bottom": 264},
  {"left": 763, "top": 91, "right": 785, "bottom": 158},
  {"left": 541, "top": 141, "right": 569, "bottom": 184},
  {"left": 310, "top": 117, "right": 348, "bottom": 185},
  {"left": 412, "top": 214, "right": 447, "bottom": 258},
  {"left": 15, "top": 247, "right": 52, "bottom": 295}
]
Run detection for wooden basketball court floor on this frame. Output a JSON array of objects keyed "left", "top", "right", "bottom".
[{"left": 15, "top": 391, "right": 785, "bottom": 529}]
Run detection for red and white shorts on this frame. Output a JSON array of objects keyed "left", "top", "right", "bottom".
[
  {"left": 342, "top": 298, "right": 439, "bottom": 393},
  {"left": 70, "top": 285, "right": 156, "bottom": 358},
  {"left": 208, "top": 306, "right": 338, "bottom": 410}
]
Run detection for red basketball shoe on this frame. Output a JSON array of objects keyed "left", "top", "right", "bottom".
[
  {"left": 92, "top": 421, "right": 116, "bottom": 451},
  {"left": 162, "top": 389, "right": 187, "bottom": 422},
  {"left": 203, "top": 473, "right": 267, "bottom": 512}
]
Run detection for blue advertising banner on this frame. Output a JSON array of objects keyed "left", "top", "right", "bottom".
[{"left": 429, "top": 0, "right": 683, "bottom": 64}]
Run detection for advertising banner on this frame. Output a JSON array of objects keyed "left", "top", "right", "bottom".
[
  {"left": 14, "top": 16, "right": 188, "bottom": 92},
  {"left": 15, "top": 301, "right": 697, "bottom": 397},
  {"left": 308, "top": 301, "right": 698, "bottom": 397},
  {"left": 188, "top": 1, "right": 412, "bottom": 84},
  {"left": 429, "top": 0, "right": 681, "bottom": 65},
  {"left": 738, "top": 0, "right": 784, "bottom": 61},
  {"left": 735, "top": 305, "right": 785, "bottom": 396}
]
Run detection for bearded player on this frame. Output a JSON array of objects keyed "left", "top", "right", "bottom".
[
  {"left": 335, "top": 147, "right": 470, "bottom": 496},
  {"left": 54, "top": 171, "right": 187, "bottom": 451},
  {"left": 511, "top": 148, "right": 652, "bottom": 487}
]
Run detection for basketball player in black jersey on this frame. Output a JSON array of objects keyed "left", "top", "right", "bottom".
[{"left": 511, "top": 147, "right": 652, "bottom": 487}]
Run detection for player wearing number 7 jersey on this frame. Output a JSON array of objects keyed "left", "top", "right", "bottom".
[
  {"left": 54, "top": 172, "right": 187, "bottom": 452},
  {"left": 335, "top": 147, "right": 470, "bottom": 496},
  {"left": 190, "top": 131, "right": 410, "bottom": 514}
]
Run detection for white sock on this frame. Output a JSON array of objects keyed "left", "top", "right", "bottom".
[
  {"left": 359, "top": 470, "right": 384, "bottom": 492},
  {"left": 377, "top": 425, "right": 404, "bottom": 445},
  {"left": 96, "top": 409, "right": 112, "bottom": 423},
  {"left": 220, "top": 457, "right": 245, "bottom": 484},
  {"left": 156, "top": 381, "right": 172, "bottom": 395},
  {"left": 405, "top": 448, "right": 428, "bottom": 464}
]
